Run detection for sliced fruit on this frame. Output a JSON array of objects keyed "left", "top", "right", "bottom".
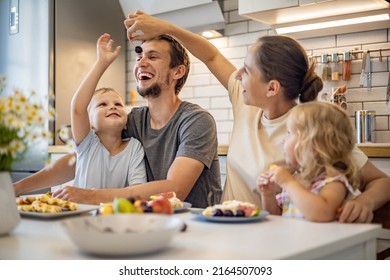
[
  {"left": 269, "top": 164, "right": 278, "bottom": 170},
  {"left": 99, "top": 203, "right": 114, "bottom": 215},
  {"left": 202, "top": 200, "right": 260, "bottom": 217},
  {"left": 112, "top": 197, "right": 136, "bottom": 213},
  {"left": 148, "top": 197, "right": 173, "bottom": 215},
  {"left": 237, "top": 204, "right": 260, "bottom": 217},
  {"left": 150, "top": 191, "right": 176, "bottom": 200}
]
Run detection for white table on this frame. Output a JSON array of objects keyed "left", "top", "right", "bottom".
[{"left": 0, "top": 210, "right": 382, "bottom": 260}]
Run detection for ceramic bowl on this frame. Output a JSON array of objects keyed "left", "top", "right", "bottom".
[{"left": 62, "top": 213, "right": 183, "bottom": 256}]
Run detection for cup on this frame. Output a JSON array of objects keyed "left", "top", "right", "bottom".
[{"left": 355, "top": 110, "right": 376, "bottom": 143}]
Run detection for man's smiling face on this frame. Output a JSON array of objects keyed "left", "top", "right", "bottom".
[{"left": 133, "top": 39, "right": 174, "bottom": 98}]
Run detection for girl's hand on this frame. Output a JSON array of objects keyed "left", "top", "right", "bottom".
[
  {"left": 257, "top": 172, "right": 273, "bottom": 197},
  {"left": 268, "top": 166, "right": 295, "bottom": 189},
  {"left": 96, "top": 33, "right": 121, "bottom": 66},
  {"left": 257, "top": 170, "right": 282, "bottom": 197}
]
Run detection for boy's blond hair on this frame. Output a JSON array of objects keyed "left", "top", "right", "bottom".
[{"left": 87, "top": 87, "right": 124, "bottom": 113}]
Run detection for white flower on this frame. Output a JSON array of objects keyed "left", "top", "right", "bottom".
[{"left": 0, "top": 77, "right": 53, "bottom": 171}]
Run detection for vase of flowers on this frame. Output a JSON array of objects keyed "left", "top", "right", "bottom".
[{"left": 0, "top": 76, "right": 52, "bottom": 236}]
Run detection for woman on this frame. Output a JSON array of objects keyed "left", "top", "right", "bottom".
[{"left": 124, "top": 10, "right": 390, "bottom": 223}]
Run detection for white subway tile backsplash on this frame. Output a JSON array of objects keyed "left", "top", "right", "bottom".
[
  {"left": 186, "top": 74, "right": 211, "bottom": 86},
  {"left": 194, "top": 85, "right": 227, "bottom": 98},
  {"left": 347, "top": 87, "right": 386, "bottom": 102},
  {"left": 222, "top": 0, "right": 238, "bottom": 11},
  {"left": 217, "top": 133, "right": 231, "bottom": 145},
  {"left": 347, "top": 103, "right": 363, "bottom": 117},
  {"left": 364, "top": 102, "right": 390, "bottom": 115},
  {"left": 300, "top": 36, "right": 336, "bottom": 50},
  {"left": 337, "top": 30, "right": 388, "bottom": 46},
  {"left": 209, "top": 109, "right": 229, "bottom": 121},
  {"left": 192, "top": 62, "right": 211, "bottom": 75},
  {"left": 376, "top": 131, "right": 390, "bottom": 143},
  {"left": 228, "top": 10, "right": 245, "bottom": 23},
  {"left": 248, "top": 21, "right": 272, "bottom": 32},
  {"left": 211, "top": 96, "right": 232, "bottom": 109},
  {"left": 220, "top": 46, "right": 248, "bottom": 59},
  {"left": 229, "top": 32, "right": 266, "bottom": 47},
  {"left": 225, "top": 22, "right": 248, "bottom": 36},
  {"left": 216, "top": 120, "right": 234, "bottom": 133},
  {"left": 180, "top": 86, "right": 194, "bottom": 99},
  {"left": 189, "top": 97, "right": 210, "bottom": 109},
  {"left": 209, "top": 37, "right": 229, "bottom": 48},
  {"left": 376, "top": 116, "right": 389, "bottom": 131}
]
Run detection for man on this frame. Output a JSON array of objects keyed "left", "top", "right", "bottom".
[{"left": 14, "top": 35, "right": 222, "bottom": 208}]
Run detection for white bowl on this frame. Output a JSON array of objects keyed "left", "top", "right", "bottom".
[{"left": 62, "top": 214, "right": 183, "bottom": 256}]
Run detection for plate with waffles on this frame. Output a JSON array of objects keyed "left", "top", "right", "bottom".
[{"left": 16, "top": 193, "right": 99, "bottom": 218}]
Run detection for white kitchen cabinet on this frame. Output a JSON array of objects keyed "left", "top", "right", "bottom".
[{"left": 239, "top": 0, "right": 298, "bottom": 14}]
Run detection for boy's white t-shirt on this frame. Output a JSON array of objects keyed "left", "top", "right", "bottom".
[
  {"left": 221, "top": 72, "right": 368, "bottom": 208},
  {"left": 73, "top": 130, "right": 147, "bottom": 189}
]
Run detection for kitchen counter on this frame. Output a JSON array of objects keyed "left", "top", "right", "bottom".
[
  {"left": 0, "top": 210, "right": 381, "bottom": 260},
  {"left": 51, "top": 144, "right": 390, "bottom": 158},
  {"left": 218, "top": 144, "right": 390, "bottom": 157}
]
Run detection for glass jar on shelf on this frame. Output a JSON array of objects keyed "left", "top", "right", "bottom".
[
  {"left": 342, "top": 52, "right": 351, "bottom": 81},
  {"left": 330, "top": 53, "right": 340, "bottom": 81}
]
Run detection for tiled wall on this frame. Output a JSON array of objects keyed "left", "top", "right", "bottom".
[{"left": 125, "top": 0, "right": 390, "bottom": 144}]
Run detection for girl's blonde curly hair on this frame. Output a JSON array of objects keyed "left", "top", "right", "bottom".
[{"left": 289, "top": 101, "right": 360, "bottom": 190}]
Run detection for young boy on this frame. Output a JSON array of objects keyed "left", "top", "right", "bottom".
[{"left": 71, "top": 33, "right": 146, "bottom": 190}]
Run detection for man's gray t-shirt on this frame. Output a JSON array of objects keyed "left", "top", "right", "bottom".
[{"left": 123, "top": 101, "right": 222, "bottom": 208}]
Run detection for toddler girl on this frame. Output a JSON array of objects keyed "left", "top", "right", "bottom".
[{"left": 258, "top": 102, "right": 361, "bottom": 222}]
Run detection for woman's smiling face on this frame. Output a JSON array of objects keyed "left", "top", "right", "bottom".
[{"left": 235, "top": 44, "right": 269, "bottom": 107}]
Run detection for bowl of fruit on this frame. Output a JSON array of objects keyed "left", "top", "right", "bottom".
[{"left": 62, "top": 213, "right": 184, "bottom": 256}]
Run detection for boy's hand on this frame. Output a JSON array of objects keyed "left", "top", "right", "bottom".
[{"left": 97, "top": 33, "right": 121, "bottom": 66}]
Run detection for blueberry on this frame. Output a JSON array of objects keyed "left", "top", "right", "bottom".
[
  {"left": 223, "top": 210, "right": 234, "bottom": 217},
  {"left": 235, "top": 209, "right": 245, "bottom": 217},
  {"left": 212, "top": 209, "right": 223, "bottom": 216},
  {"left": 143, "top": 205, "right": 153, "bottom": 213}
]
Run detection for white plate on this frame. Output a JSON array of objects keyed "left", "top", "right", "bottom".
[
  {"left": 174, "top": 202, "right": 192, "bottom": 213},
  {"left": 18, "top": 194, "right": 99, "bottom": 218},
  {"left": 19, "top": 203, "right": 99, "bottom": 218},
  {"left": 197, "top": 210, "right": 269, "bottom": 223}
]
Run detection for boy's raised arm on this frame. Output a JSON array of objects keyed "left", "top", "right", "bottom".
[{"left": 71, "top": 33, "right": 121, "bottom": 145}]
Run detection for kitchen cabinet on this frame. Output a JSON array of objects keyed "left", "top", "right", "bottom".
[
  {"left": 239, "top": 0, "right": 298, "bottom": 14},
  {"left": 238, "top": 0, "right": 390, "bottom": 37}
]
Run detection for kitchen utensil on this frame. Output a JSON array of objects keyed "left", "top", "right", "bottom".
[
  {"left": 359, "top": 50, "right": 367, "bottom": 87},
  {"left": 366, "top": 52, "right": 371, "bottom": 91},
  {"left": 355, "top": 110, "right": 376, "bottom": 143}
]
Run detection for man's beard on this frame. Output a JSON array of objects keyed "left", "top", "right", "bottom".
[{"left": 137, "top": 83, "right": 162, "bottom": 98}]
